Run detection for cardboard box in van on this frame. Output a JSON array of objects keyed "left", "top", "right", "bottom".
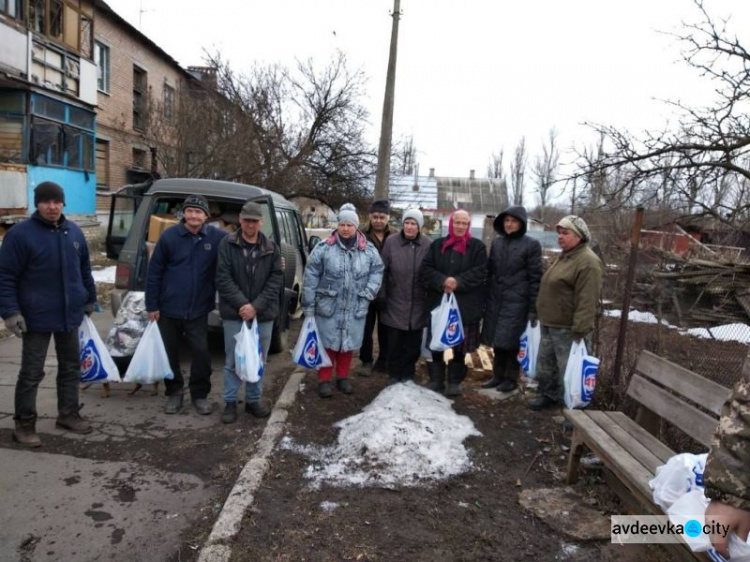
[{"left": 147, "top": 214, "right": 179, "bottom": 243}]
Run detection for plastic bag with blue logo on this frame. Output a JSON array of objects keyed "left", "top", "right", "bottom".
[
  {"left": 649, "top": 453, "right": 707, "bottom": 512},
  {"left": 123, "top": 320, "right": 175, "bottom": 384},
  {"left": 79, "top": 316, "right": 121, "bottom": 383},
  {"left": 429, "top": 292, "right": 465, "bottom": 352},
  {"left": 563, "top": 340, "right": 600, "bottom": 409},
  {"left": 291, "top": 316, "right": 332, "bottom": 369},
  {"left": 234, "top": 319, "right": 265, "bottom": 383},
  {"left": 517, "top": 321, "right": 541, "bottom": 379}
]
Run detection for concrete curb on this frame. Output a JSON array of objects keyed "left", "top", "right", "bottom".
[{"left": 197, "top": 369, "right": 307, "bottom": 562}]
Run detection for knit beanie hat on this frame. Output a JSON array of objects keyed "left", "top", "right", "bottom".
[
  {"left": 556, "top": 215, "right": 591, "bottom": 242},
  {"left": 182, "top": 194, "right": 210, "bottom": 216},
  {"left": 402, "top": 208, "right": 424, "bottom": 229},
  {"left": 34, "top": 181, "right": 65, "bottom": 207},
  {"left": 338, "top": 203, "right": 359, "bottom": 227},
  {"left": 369, "top": 199, "right": 390, "bottom": 214}
]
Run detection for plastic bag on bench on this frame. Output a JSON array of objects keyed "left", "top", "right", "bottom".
[
  {"left": 649, "top": 453, "right": 707, "bottom": 511},
  {"left": 563, "top": 340, "right": 600, "bottom": 409}
]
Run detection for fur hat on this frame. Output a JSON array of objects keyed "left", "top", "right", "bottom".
[
  {"left": 402, "top": 208, "right": 424, "bottom": 229},
  {"left": 369, "top": 199, "right": 390, "bottom": 215},
  {"left": 182, "top": 194, "right": 210, "bottom": 215},
  {"left": 338, "top": 203, "right": 359, "bottom": 227},
  {"left": 34, "top": 182, "right": 65, "bottom": 207},
  {"left": 556, "top": 215, "right": 591, "bottom": 242}
]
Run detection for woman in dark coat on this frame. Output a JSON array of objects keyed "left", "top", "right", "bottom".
[
  {"left": 420, "top": 209, "right": 487, "bottom": 397},
  {"left": 481, "top": 205, "right": 542, "bottom": 392}
]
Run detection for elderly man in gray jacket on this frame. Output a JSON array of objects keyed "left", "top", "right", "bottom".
[{"left": 379, "top": 209, "right": 432, "bottom": 384}]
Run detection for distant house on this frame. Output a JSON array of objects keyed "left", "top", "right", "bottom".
[
  {"left": 289, "top": 196, "right": 336, "bottom": 228},
  {"left": 384, "top": 167, "right": 508, "bottom": 238},
  {"left": 640, "top": 216, "right": 749, "bottom": 261}
]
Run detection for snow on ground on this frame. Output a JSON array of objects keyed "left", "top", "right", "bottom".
[
  {"left": 605, "top": 308, "right": 750, "bottom": 344},
  {"left": 280, "top": 382, "right": 482, "bottom": 489},
  {"left": 92, "top": 265, "right": 116, "bottom": 284}
]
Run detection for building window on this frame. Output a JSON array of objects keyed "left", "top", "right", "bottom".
[
  {"left": 95, "top": 42, "right": 110, "bottom": 93},
  {"left": 0, "top": 0, "right": 24, "bottom": 20},
  {"left": 0, "top": 91, "right": 26, "bottom": 163},
  {"left": 163, "top": 83, "right": 174, "bottom": 121},
  {"left": 31, "top": 40, "right": 80, "bottom": 97},
  {"left": 132, "top": 148, "right": 147, "bottom": 170},
  {"left": 95, "top": 139, "right": 109, "bottom": 190},
  {"left": 133, "top": 66, "right": 147, "bottom": 131},
  {"left": 28, "top": 93, "right": 95, "bottom": 171}
]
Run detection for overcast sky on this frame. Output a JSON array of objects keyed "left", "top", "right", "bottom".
[{"left": 105, "top": 0, "right": 749, "bottom": 197}]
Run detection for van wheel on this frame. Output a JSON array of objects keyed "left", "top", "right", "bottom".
[{"left": 269, "top": 322, "right": 288, "bottom": 355}]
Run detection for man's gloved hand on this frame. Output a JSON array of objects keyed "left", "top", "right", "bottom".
[
  {"left": 4, "top": 314, "right": 27, "bottom": 338},
  {"left": 528, "top": 312, "right": 538, "bottom": 328},
  {"left": 84, "top": 303, "right": 95, "bottom": 316}
]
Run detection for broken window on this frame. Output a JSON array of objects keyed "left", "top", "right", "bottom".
[{"left": 133, "top": 66, "right": 148, "bottom": 131}]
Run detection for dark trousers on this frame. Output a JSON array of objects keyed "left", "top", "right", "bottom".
[
  {"left": 493, "top": 347, "right": 520, "bottom": 382},
  {"left": 15, "top": 329, "right": 80, "bottom": 419},
  {"left": 359, "top": 301, "right": 388, "bottom": 365},
  {"left": 431, "top": 349, "right": 465, "bottom": 366},
  {"left": 385, "top": 326, "right": 423, "bottom": 381},
  {"left": 158, "top": 315, "right": 212, "bottom": 400}
]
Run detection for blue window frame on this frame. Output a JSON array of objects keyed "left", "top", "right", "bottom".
[{"left": 29, "top": 93, "right": 94, "bottom": 171}]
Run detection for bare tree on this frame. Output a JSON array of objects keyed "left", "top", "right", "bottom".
[
  {"left": 577, "top": 0, "right": 750, "bottom": 230},
  {"left": 487, "top": 149, "right": 504, "bottom": 179},
  {"left": 533, "top": 128, "right": 560, "bottom": 221},
  {"left": 509, "top": 138, "right": 527, "bottom": 206},
  {"left": 391, "top": 134, "right": 417, "bottom": 176},
  {"left": 146, "top": 51, "right": 376, "bottom": 210}
]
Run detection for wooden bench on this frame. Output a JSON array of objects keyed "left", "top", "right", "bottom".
[{"left": 564, "top": 350, "right": 732, "bottom": 559}]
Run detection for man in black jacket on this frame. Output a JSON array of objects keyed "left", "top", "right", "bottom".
[{"left": 215, "top": 201, "right": 284, "bottom": 423}]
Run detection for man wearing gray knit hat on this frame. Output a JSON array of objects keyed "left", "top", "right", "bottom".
[
  {"left": 529, "top": 214, "right": 603, "bottom": 411},
  {"left": 357, "top": 199, "right": 396, "bottom": 377}
]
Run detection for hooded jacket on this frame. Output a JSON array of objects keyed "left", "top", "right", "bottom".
[
  {"left": 481, "top": 206, "right": 543, "bottom": 350},
  {"left": 0, "top": 212, "right": 96, "bottom": 332}
]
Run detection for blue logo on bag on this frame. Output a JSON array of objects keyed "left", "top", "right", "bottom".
[
  {"left": 581, "top": 357, "right": 598, "bottom": 402},
  {"left": 518, "top": 334, "right": 529, "bottom": 371},
  {"left": 80, "top": 339, "right": 105, "bottom": 382},
  {"left": 440, "top": 309, "right": 463, "bottom": 346},
  {"left": 302, "top": 332, "right": 321, "bottom": 368}
]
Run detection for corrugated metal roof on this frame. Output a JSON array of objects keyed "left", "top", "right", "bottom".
[
  {"left": 435, "top": 177, "right": 507, "bottom": 214},
  {"left": 387, "top": 174, "right": 438, "bottom": 210}
]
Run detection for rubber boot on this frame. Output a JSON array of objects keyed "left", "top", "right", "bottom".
[
  {"left": 482, "top": 349, "right": 507, "bottom": 388},
  {"left": 13, "top": 416, "right": 42, "bottom": 447},
  {"left": 445, "top": 362, "right": 467, "bottom": 397},
  {"left": 426, "top": 361, "right": 445, "bottom": 392}
]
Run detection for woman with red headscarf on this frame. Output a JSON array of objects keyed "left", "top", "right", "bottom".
[{"left": 419, "top": 210, "right": 487, "bottom": 396}]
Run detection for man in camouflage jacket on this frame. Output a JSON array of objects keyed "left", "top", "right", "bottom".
[{"left": 705, "top": 374, "right": 750, "bottom": 556}]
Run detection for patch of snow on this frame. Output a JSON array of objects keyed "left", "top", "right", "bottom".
[
  {"left": 560, "top": 542, "right": 580, "bottom": 558},
  {"left": 92, "top": 265, "right": 116, "bottom": 284},
  {"left": 682, "top": 323, "right": 750, "bottom": 344},
  {"left": 285, "top": 382, "right": 482, "bottom": 489},
  {"left": 603, "top": 309, "right": 669, "bottom": 325},
  {"left": 319, "top": 501, "right": 340, "bottom": 514}
]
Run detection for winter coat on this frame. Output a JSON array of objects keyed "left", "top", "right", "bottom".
[
  {"left": 215, "top": 231, "right": 284, "bottom": 323},
  {"left": 380, "top": 231, "right": 432, "bottom": 331},
  {"left": 535, "top": 241, "right": 604, "bottom": 336},
  {"left": 301, "top": 231, "right": 384, "bottom": 352},
  {"left": 0, "top": 212, "right": 96, "bottom": 332},
  {"left": 704, "top": 378, "right": 750, "bottom": 510},
  {"left": 419, "top": 237, "right": 487, "bottom": 325},
  {"left": 363, "top": 223, "right": 397, "bottom": 254},
  {"left": 145, "top": 221, "right": 227, "bottom": 320},
  {"left": 481, "top": 206, "right": 543, "bottom": 350}
]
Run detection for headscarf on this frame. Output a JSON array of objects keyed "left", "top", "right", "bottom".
[{"left": 441, "top": 210, "right": 472, "bottom": 255}]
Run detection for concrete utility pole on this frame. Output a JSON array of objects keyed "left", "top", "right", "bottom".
[{"left": 374, "top": 0, "right": 401, "bottom": 201}]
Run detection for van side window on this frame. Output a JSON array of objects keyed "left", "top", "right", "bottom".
[{"left": 283, "top": 211, "right": 302, "bottom": 249}]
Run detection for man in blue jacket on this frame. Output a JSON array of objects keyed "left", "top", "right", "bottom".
[
  {"left": 0, "top": 182, "right": 98, "bottom": 447},
  {"left": 146, "top": 195, "right": 227, "bottom": 415}
]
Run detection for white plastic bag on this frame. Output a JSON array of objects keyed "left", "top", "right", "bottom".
[
  {"left": 234, "top": 319, "right": 264, "bottom": 383},
  {"left": 291, "top": 316, "right": 332, "bottom": 369},
  {"left": 517, "top": 321, "right": 541, "bottom": 379},
  {"left": 429, "top": 293, "right": 465, "bottom": 352},
  {"left": 123, "top": 320, "right": 174, "bottom": 384},
  {"left": 649, "top": 453, "right": 707, "bottom": 511},
  {"left": 563, "top": 340, "right": 600, "bottom": 409},
  {"left": 79, "top": 316, "right": 121, "bottom": 383},
  {"left": 668, "top": 489, "right": 713, "bottom": 552}
]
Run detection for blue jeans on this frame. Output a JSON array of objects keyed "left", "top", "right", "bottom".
[{"left": 223, "top": 319, "right": 273, "bottom": 403}]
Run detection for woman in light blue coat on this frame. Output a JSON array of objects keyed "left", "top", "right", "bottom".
[{"left": 302, "top": 204, "right": 384, "bottom": 398}]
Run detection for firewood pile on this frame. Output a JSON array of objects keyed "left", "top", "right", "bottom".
[{"left": 635, "top": 247, "right": 750, "bottom": 325}]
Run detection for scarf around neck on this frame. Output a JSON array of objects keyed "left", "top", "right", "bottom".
[{"left": 441, "top": 211, "right": 472, "bottom": 255}]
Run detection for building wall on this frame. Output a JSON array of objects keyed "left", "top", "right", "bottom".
[{"left": 94, "top": 11, "right": 188, "bottom": 211}]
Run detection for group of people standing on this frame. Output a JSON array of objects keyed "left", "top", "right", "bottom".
[{"left": 302, "top": 199, "right": 604, "bottom": 410}]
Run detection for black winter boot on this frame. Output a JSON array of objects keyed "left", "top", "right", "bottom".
[
  {"left": 482, "top": 349, "right": 507, "bottom": 388},
  {"left": 446, "top": 362, "right": 467, "bottom": 397},
  {"left": 426, "top": 361, "right": 445, "bottom": 392},
  {"left": 13, "top": 416, "right": 42, "bottom": 447}
]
